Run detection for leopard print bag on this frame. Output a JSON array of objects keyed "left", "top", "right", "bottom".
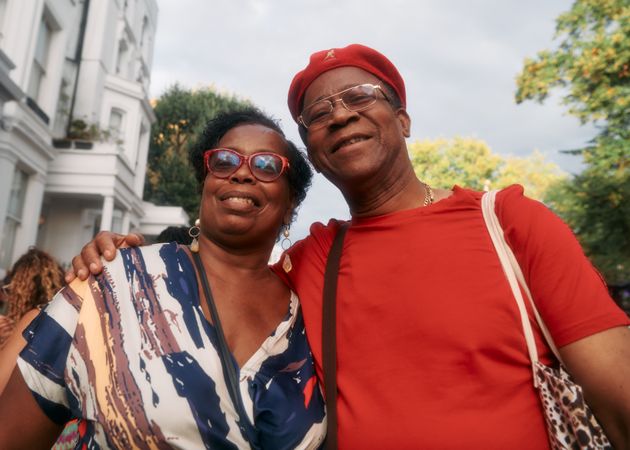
[
  {"left": 535, "top": 362, "right": 612, "bottom": 449},
  {"left": 482, "top": 190, "right": 612, "bottom": 450}
]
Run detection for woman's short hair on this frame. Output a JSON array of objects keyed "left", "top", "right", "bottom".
[{"left": 190, "top": 107, "right": 313, "bottom": 224}]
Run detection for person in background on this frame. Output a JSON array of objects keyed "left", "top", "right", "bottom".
[
  {"left": 0, "top": 248, "right": 80, "bottom": 449},
  {"left": 155, "top": 225, "right": 194, "bottom": 246},
  {"left": 0, "top": 107, "right": 326, "bottom": 449},
  {"left": 0, "top": 248, "right": 64, "bottom": 351},
  {"left": 0, "top": 275, "right": 12, "bottom": 341},
  {"left": 65, "top": 44, "right": 630, "bottom": 448}
]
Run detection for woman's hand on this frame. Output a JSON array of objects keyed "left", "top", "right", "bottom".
[
  {"left": 0, "top": 315, "right": 14, "bottom": 343},
  {"left": 65, "top": 231, "right": 145, "bottom": 282}
]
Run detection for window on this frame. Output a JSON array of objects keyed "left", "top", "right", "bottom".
[
  {"left": 91, "top": 213, "right": 101, "bottom": 238},
  {"left": 0, "top": 0, "right": 7, "bottom": 43},
  {"left": 112, "top": 211, "right": 123, "bottom": 234},
  {"left": 108, "top": 108, "right": 125, "bottom": 144},
  {"left": 53, "top": 78, "right": 71, "bottom": 134},
  {"left": 140, "top": 16, "right": 148, "bottom": 47},
  {"left": 27, "top": 17, "right": 53, "bottom": 102},
  {"left": 116, "top": 39, "right": 128, "bottom": 76},
  {"left": 0, "top": 169, "right": 28, "bottom": 269}
]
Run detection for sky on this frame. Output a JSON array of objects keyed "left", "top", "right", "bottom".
[{"left": 150, "top": 0, "right": 592, "bottom": 241}]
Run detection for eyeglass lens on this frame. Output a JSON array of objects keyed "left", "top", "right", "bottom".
[
  {"left": 302, "top": 84, "right": 379, "bottom": 127},
  {"left": 207, "top": 150, "right": 285, "bottom": 182}
]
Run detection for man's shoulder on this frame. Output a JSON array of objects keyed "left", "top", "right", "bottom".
[
  {"left": 277, "top": 218, "right": 349, "bottom": 280},
  {"left": 493, "top": 184, "right": 554, "bottom": 227},
  {"left": 293, "top": 218, "right": 349, "bottom": 254},
  {"left": 308, "top": 217, "right": 349, "bottom": 237}
]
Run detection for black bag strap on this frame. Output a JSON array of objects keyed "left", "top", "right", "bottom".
[
  {"left": 192, "top": 252, "right": 260, "bottom": 449},
  {"left": 322, "top": 222, "right": 350, "bottom": 450}
]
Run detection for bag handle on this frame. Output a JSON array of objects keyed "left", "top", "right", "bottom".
[
  {"left": 481, "top": 190, "right": 563, "bottom": 384},
  {"left": 322, "top": 222, "right": 350, "bottom": 450},
  {"left": 192, "top": 252, "right": 261, "bottom": 448}
]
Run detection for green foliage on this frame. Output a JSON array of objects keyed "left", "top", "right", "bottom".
[
  {"left": 144, "top": 84, "right": 252, "bottom": 221},
  {"left": 515, "top": 0, "right": 629, "bottom": 133},
  {"left": 409, "top": 137, "right": 566, "bottom": 202},
  {"left": 546, "top": 171, "right": 630, "bottom": 285},
  {"left": 515, "top": 0, "right": 630, "bottom": 285},
  {"left": 67, "top": 119, "right": 111, "bottom": 141}
]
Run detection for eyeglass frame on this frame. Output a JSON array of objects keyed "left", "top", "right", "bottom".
[
  {"left": 297, "top": 83, "right": 390, "bottom": 129},
  {"left": 203, "top": 148, "right": 290, "bottom": 182}
]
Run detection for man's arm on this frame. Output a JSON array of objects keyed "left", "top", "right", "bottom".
[
  {"left": 65, "top": 231, "right": 145, "bottom": 282},
  {"left": 559, "top": 326, "right": 630, "bottom": 449}
]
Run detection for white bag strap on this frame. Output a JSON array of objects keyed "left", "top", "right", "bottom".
[{"left": 481, "top": 190, "right": 563, "bottom": 385}]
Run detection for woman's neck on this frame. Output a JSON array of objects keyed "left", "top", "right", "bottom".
[{"left": 195, "top": 236, "right": 275, "bottom": 281}]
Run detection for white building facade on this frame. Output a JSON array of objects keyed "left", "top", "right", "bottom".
[{"left": 0, "top": 0, "right": 187, "bottom": 275}]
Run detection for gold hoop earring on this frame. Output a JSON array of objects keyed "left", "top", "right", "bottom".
[
  {"left": 281, "top": 225, "right": 292, "bottom": 273},
  {"left": 281, "top": 225, "right": 292, "bottom": 250},
  {"left": 189, "top": 218, "right": 201, "bottom": 253}
]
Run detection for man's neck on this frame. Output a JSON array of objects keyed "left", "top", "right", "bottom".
[{"left": 345, "top": 168, "right": 427, "bottom": 218}]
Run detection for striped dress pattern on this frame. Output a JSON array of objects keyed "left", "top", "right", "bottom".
[{"left": 18, "top": 243, "right": 326, "bottom": 449}]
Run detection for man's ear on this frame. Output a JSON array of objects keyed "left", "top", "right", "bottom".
[
  {"left": 298, "top": 125, "right": 308, "bottom": 146},
  {"left": 299, "top": 126, "right": 321, "bottom": 173},
  {"left": 396, "top": 108, "right": 411, "bottom": 138}
]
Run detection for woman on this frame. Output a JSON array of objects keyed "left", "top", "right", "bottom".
[
  {"left": 0, "top": 248, "right": 65, "bottom": 392},
  {"left": 0, "top": 248, "right": 65, "bottom": 350},
  {"left": 0, "top": 108, "right": 326, "bottom": 449},
  {"left": 0, "top": 250, "right": 80, "bottom": 450}
]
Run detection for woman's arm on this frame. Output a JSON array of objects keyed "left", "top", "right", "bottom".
[
  {"left": 0, "top": 368, "right": 63, "bottom": 449},
  {"left": 559, "top": 326, "right": 630, "bottom": 449},
  {"left": 0, "top": 309, "right": 63, "bottom": 448},
  {"left": 0, "top": 315, "right": 14, "bottom": 343},
  {"left": 0, "top": 309, "right": 39, "bottom": 394}
]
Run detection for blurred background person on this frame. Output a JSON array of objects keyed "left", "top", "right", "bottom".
[
  {"left": 0, "top": 275, "right": 12, "bottom": 342},
  {"left": 155, "top": 225, "right": 194, "bottom": 245},
  {"left": 0, "top": 249, "right": 78, "bottom": 450},
  {"left": 0, "top": 247, "right": 64, "bottom": 351}
]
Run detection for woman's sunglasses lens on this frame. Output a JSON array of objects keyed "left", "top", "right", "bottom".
[
  {"left": 251, "top": 154, "right": 282, "bottom": 181},
  {"left": 209, "top": 150, "right": 241, "bottom": 176}
]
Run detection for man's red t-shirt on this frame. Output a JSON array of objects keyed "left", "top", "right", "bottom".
[{"left": 273, "top": 185, "right": 629, "bottom": 449}]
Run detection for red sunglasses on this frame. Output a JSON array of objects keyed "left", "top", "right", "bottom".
[{"left": 203, "top": 148, "right": 290, "bottom": 182}]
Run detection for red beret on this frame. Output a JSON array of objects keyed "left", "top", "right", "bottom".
[{"left": 288, "top": 44, "right": 406, "bottom": 123}]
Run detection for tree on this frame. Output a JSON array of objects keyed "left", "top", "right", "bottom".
[
  {"left": 144, "top": 84, "right": 252, "bottom": 221},
  {"left": 515, "top": 0, "right": 630, "bottom": 285},
  {"left": 409, "top": 137, "right": 566, "bottom": 202}
]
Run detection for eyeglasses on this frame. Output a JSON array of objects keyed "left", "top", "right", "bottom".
[
  {"left": 298, "top": 84, "right": 389, "bottom": 129},
  {"left": 203, "top": 148, "right": 290, "bottom": 182}
]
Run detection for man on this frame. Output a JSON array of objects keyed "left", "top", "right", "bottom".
[{"left": 68, "top": 44, "right": 630, "bottom": 448}]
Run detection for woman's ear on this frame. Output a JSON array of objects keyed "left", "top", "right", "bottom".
[{"left": 284, "top": 199, "right": 297, "bottom": 226}]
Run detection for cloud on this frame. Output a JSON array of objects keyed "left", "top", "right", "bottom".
[{"left": 151, "top": 0, "right": 584, "bottom": 237}]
